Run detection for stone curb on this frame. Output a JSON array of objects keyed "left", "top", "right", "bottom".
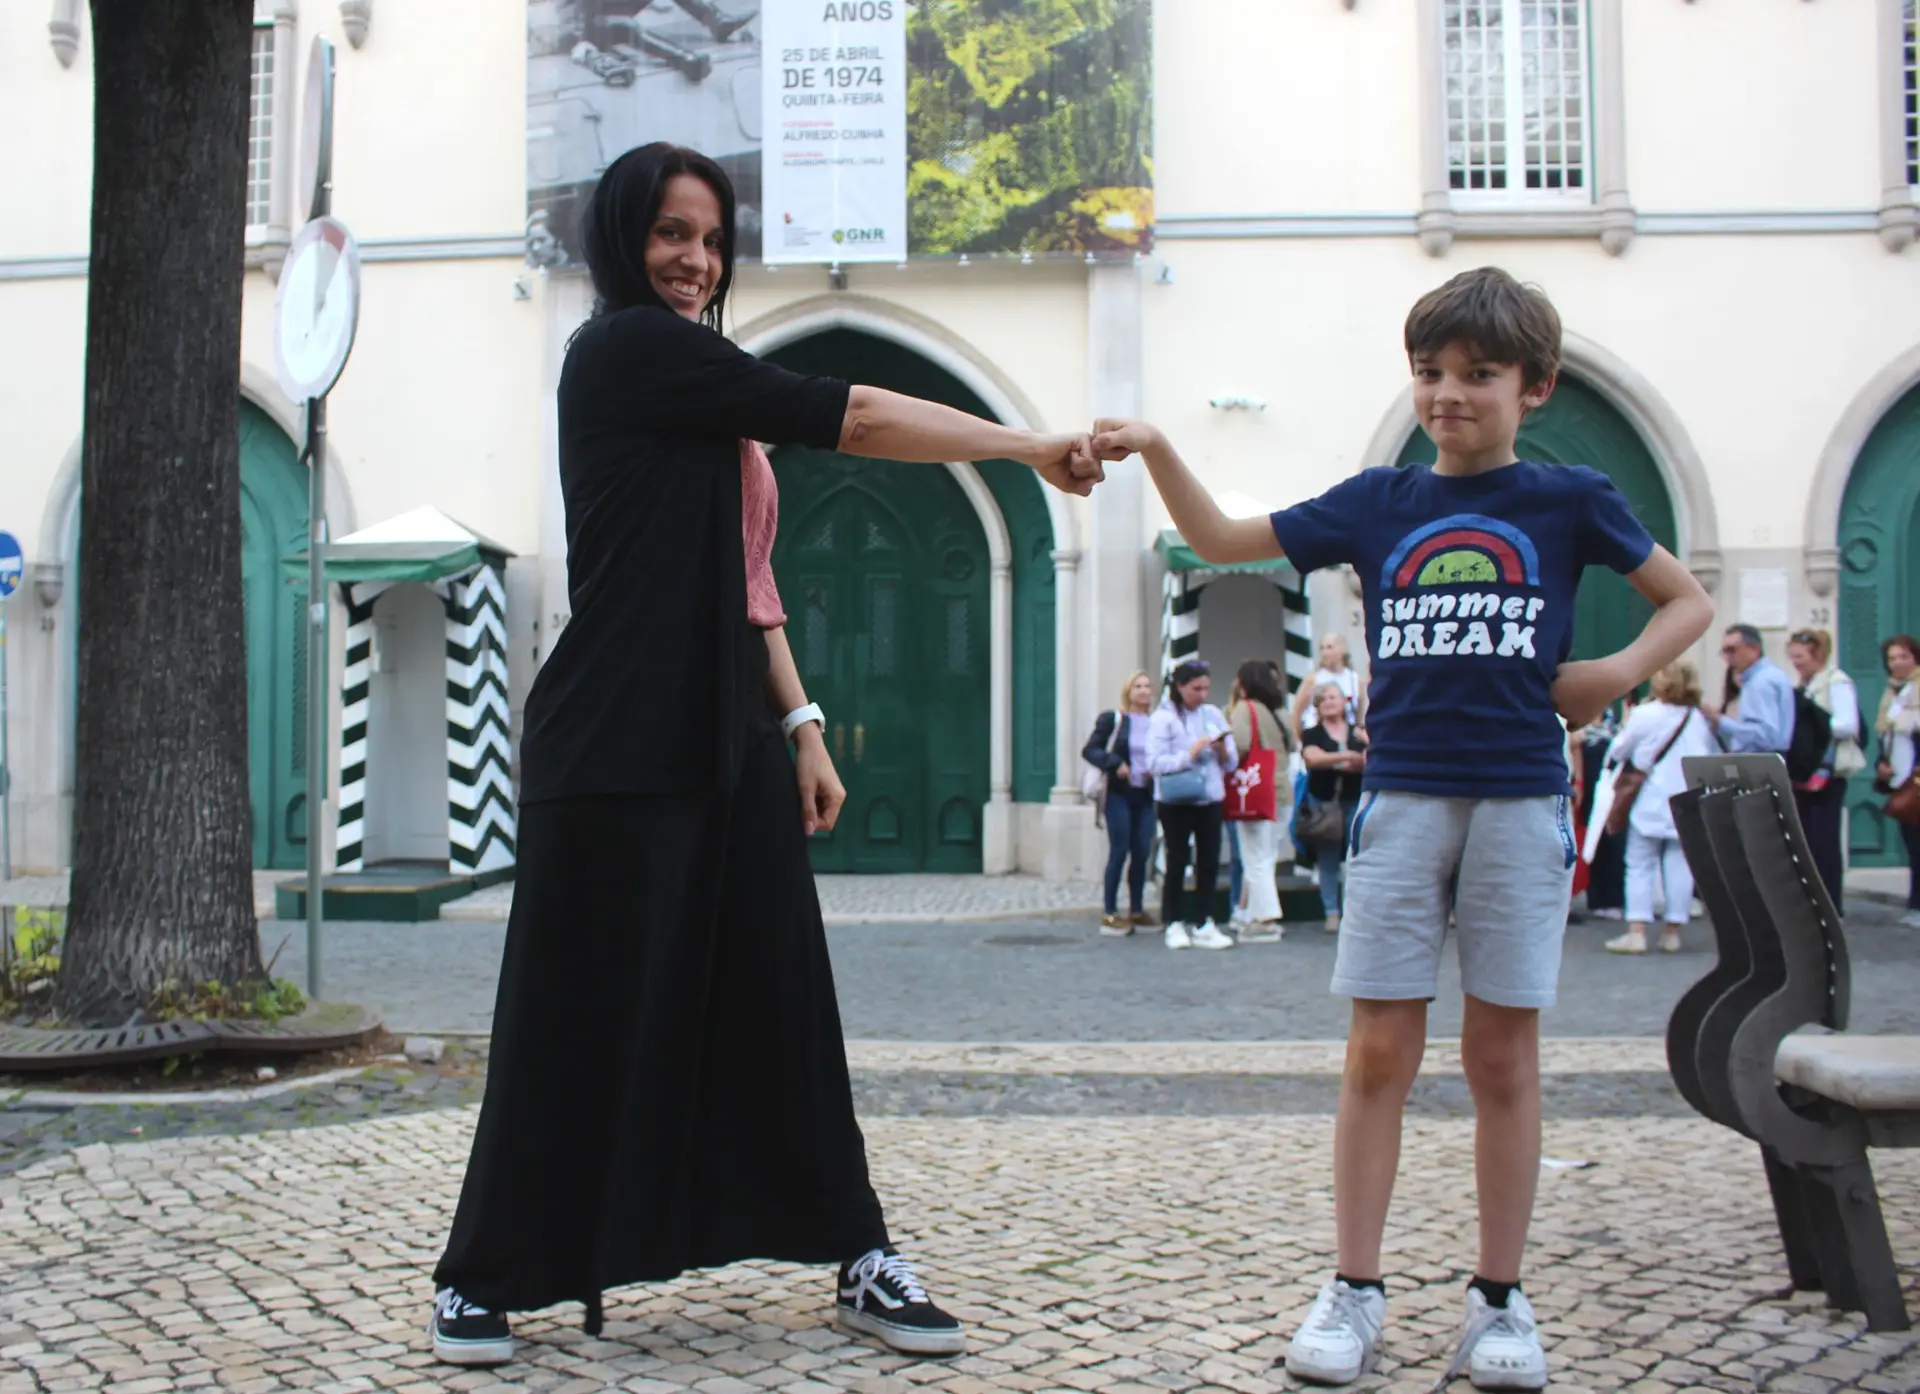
[{"left": 2, "top": 1062, "right": 388, "bottom": 1110}]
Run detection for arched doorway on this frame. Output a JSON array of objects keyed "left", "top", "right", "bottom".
[
  {"left": 775, "top": 456, "right": 990, "bottom": 871},
  {"left": 71, "top": 400, "right": 309, "bottom": 869},
  {"left": 1395, "top": 373, "right": 1679, "bottom": 669},
  {"left": 237, "top": 400, "right": 310, "bottom": 869},
  {"left": 1838, "top": 382, "right": 1920, "bottom": 867},
  {"left": 766, "top": 330, "right": 1056, "bottom": 872}
]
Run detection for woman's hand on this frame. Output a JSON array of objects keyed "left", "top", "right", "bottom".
[
  {"left": 1188, "top": 735, "right": 1213, "bottom": 760},
  {"left": 793, "top": 729, "right": 846, "bottom": 836},
  {"left": 1116, "top": 762, "right": 1130, "bottom": 781}
]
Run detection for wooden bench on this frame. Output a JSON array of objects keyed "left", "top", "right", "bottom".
[{"left": 1666, "top": 752, "right": 1920, "bottom": 1332}]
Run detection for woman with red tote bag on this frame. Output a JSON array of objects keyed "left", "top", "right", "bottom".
[{"left": 1226, "top": 660, "right": 1293, "bottom": 942}]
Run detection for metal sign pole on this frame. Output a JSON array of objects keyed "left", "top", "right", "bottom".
[
  {"left": 305, "top": 396, "right": 328, "bottom": 1000},
  {"left": 0, "top": 602, "right": 10, "bottom": 885}
]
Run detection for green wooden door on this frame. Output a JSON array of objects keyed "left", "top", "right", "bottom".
[
  {"left": 1838, "top": 383, "right": 1920, "bottom": 867},
  {"left": 774, "top": 453, "right": 990, "bottom": 872},
  {"left": 238, "top": 401, "right": 309, "bottom": 870},
  {"left": 1397, "top": 375, "right": 1678, "bottom": 674}
]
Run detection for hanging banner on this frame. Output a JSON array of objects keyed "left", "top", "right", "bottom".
[
  {"left": 523, "top": 1, "right": 1152, "bottom": 267},
  {"left": 759, "top": 1, "right": 908, "bottom": 264}
]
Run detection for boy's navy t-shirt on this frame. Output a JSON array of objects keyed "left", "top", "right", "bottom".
[{"left": 1270, "top": 461, "right": 1655, "bottom": 798}]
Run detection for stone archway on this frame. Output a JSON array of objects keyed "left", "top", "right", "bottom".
[
  {"left": 1358, "top": 329, "right": 1722, "bottom": 587},
  {"left": 1834, "top": 378, "right": 1920, "bottom": 867},
  {"left": 40, "top": 389, "right": 356, "bottom": 869}
]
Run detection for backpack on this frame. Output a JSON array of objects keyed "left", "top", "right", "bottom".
[{"left": 1785, "top": 688, "right": 1834, "bottom": 784}]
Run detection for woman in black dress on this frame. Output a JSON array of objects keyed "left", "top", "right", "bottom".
[{"left": 429, "top": 143, "right": 1100, "bottom": 1366}]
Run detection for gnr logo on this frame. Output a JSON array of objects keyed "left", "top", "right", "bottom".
[{"left": 832, "top": 228, "right": 886, "bottom": 244}]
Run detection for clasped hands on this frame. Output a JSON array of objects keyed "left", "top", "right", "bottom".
[{"left": 1025, "top": 418, "right": 1164, "bottom": 497}]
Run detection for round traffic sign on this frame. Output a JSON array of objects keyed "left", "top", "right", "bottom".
[
  {"left": 273, "top": 216, "right": 361, "bottom": 405},
  {"left": 0, "top": 533, "right": 21, "bottom": 598}
]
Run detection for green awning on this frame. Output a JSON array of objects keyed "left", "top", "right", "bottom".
[
  {"left": 1155, "top": 528, "right": 1296, "bottom": 575},
  {"left": 282, "top": 505, "right": 513, "bottom": 583}
]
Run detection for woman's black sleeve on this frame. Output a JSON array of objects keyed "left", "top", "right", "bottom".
[
  {"left": 601, "top": 306, "right": 851, "bottom": 447},
  {"left": 1082, "top": 712, "right": 1122, "bottom": 770}
]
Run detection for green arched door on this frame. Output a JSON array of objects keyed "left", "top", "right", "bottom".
[
  {"left": 238, "top": 401, "right": 310, "bottom": 869},
  {"left": 773, "top": 456, "right": 990, "bottom": 872},
  {"left": 1838, "top": 383, "right": 1920, "bottom": 867},
  {"left": 1396, "top": 375, "right": 1678, "bottom": 671}
]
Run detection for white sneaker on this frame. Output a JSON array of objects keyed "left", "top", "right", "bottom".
[
  {"left": 1901, "top": 910, "right": 1920, "bottom": 929},
  {"left": 1238, "top": 920, "right": 1283, "bottom": 944},
  {"left": 1434, "top": 1289, "right": 1547, "bottom": 1391},
  {"left": 1284, "top": 1280, "right": 1386, "bottom": 1384},
  {"left": 1188, "top": 920, "right": 1235, "bottom": 950},
  {"left": 1163, "top": 921, "right": 1192, "bottom": 950}
]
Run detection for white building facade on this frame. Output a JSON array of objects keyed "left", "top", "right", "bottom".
[{"left": 3, "top": 0, "right": 1918, "bottom": 880}]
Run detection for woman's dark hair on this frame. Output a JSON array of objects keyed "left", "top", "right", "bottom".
[
  {"left": 578, "top": 142, "right": 736, "bottom": 332},
  {"left": 1236, "top": 659, "right": 1286, "bottom": 715},
  {"left": 1883, "top": 635, "right": 1920, "bottom": 673},
  {"left": 1168, "top": 659, "right": 1210, "bottom": 709}
]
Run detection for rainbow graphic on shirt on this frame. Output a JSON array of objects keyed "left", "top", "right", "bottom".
[
  {"left": 1373, "top": 513, "right": 1548, "bottom": 662},
  {"left": 1379, "top": 514, "right": 1542, "bottom": 591}
]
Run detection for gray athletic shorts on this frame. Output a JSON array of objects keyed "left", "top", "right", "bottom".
[{"left": 1332, "top": 790, "right": 1577, "bottom": 1009}]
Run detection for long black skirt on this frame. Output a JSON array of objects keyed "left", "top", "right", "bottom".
[{"left": 434, "top": 724, "right": 890, "bottom": 1316}]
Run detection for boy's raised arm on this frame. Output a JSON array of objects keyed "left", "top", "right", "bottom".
[
  {"left": 1550, "top": 545, "right": 1715, "bottom": 729},
  {"left": 1092, "top": 419, "right": 1286, "bottom": 566}
]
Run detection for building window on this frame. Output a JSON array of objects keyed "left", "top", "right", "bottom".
[
  {"left": 1905, "top": 0, "right": 1917, "bottom": 189},
  {"left": 1444, "top": 1, "right": 1590, "bottom": 199},
  {"left": 248, "top": 23, "right": 275, "bottom": 227}
]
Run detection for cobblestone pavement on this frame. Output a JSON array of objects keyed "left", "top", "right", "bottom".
[
  {"left": 2, "top": 1076, "right": 1917, "bottom": 1393},
  {"left": 1, "top": 1041, "right": 1679, "bottom": 1181},
  {"left": 253, "top": 898, "right": 1920, "bottom": 1038}
]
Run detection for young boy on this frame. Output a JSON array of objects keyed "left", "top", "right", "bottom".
[{"left": 1091, "top": 268, "right": 1714, "bottom": 1389}]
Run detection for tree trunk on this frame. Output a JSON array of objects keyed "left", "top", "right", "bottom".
[{"left": 55, "top": 0, "right": 265, "bottom": 1026}]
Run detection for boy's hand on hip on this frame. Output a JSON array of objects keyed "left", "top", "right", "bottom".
[{"left": 1552, "top": 658, "right": 1626, "bottom": 731}]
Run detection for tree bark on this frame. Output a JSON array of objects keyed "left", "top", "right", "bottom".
[{"left": 55, "top": 0, "right": 265, "bottom": 1026}]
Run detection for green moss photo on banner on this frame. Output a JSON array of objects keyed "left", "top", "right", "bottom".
[{"left": 907, "top": 0, "right": 1154, "bottom": 257}]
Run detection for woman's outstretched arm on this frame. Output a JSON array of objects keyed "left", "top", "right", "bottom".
[{"left": 838, "top": 387, "right": 1101, "bottom": 496}]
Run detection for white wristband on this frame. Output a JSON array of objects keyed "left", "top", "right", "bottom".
[{"left": 781, "top": 702, "right": 825, "bottom": 740}]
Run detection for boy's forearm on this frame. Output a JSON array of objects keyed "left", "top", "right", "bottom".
[
  {"left": 1614, "top": 591, "right": 1716, "bottom": 694},
  {"left": 1139, "top": 433, "right": 1228, "bottom": 550}
]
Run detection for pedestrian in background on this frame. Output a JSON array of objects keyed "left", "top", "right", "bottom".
[
  {"left": 1706, "top": 623, "right": 1795, "bottom": 757},
  {"left": 1786, "top": 627, "right": 1864, "bottom": 912},
  {"left": 1603, "top": 661, "right": 1715, "bottom": 954},
  {"left": 1874, "top": 634, "right": 1920, "bottom": 928},
  {"left": 1085, "top": 670, "right": 1159, "bottom": 935},
  {"left": 1148, "top": 659, "right": 1239, "bottom": 950},
  {"left": 1227, "top": 659, "right": 1294, "bottom": 943},
  {"left": 1290, "top": 632, "right": 1364, "bottom": 741},
  {"left": 1298, "top": 683, "right": 1367, "bottom": 933}
]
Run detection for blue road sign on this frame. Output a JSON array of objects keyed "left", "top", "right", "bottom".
[{"left": 0, "top": 533, "right": 20, "bottom": 598}]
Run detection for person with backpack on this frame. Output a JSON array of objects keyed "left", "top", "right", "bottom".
[
  {"left": 1706, "top": 623, "right": 1799, "bottom": 763},
  {"left": 1786, "top": 627, "right": 1864, "bottom": 912}
]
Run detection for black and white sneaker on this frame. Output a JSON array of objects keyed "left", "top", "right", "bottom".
[
  {"left": 430, "top": 1287, "right": 515, "bottom": 1366},
  {"left": 835, "top": 1247, "right": 966, "bottom": 1355}
]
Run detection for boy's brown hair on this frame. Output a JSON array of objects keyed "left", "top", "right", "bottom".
[{"left": 1404, "top": 267, "right": 1562, "bottom": 389}]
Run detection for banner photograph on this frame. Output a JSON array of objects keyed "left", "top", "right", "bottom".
[{"left": 526, "top": 0, "right": 1154, "bottom": 267}]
